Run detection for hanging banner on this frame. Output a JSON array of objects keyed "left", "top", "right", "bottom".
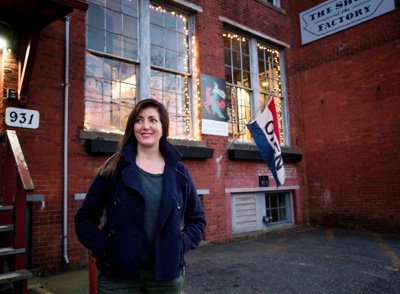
[
  {"left": 200, "top": 74, "right": 228, "bottom": 136},
  {"left": 300, "top": 0, "right": 395, "bottom": 45}
]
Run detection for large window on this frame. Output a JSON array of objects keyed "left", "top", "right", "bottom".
[
  {"left": 223, "top": 30, "right": 287, "bottom": 145},
  {"left": 85, "top": 0, "right": 195, "bottom": 138}
]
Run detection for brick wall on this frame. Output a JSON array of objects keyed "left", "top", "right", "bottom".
[
  {"left": 293, "top": 1, "right": 400, "bottom": 232},
  {"left": 0, "top": 0, "right": 307, "bottom": 271}
]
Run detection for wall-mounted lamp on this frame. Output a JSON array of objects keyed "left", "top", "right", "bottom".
[{"left": 0, "top": 21, "right": 13, "bottom": 53}]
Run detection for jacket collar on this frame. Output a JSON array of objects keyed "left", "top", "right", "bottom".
[{"left": 121, "top": 139, "right": 182, "bottom": 167}]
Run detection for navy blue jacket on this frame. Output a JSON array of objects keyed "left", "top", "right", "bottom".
[{"left": 74, "top": 140, "right": 206, "bottom": 280}]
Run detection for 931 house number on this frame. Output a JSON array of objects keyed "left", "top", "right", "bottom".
[{"left": 5, "top": 107, "right": 40, "bottom": 129}]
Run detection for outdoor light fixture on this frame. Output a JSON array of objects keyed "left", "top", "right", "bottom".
[{"left": 0, "top": 21, "right": 13, "bottom": 52}]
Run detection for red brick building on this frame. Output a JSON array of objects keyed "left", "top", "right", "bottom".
[{"left": 0, "top": 0, "right": 398, "bottom": 272}]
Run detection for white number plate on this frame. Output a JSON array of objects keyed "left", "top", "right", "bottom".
[{"left": 5, "top": 107, "right": 40, "bottom": 129}]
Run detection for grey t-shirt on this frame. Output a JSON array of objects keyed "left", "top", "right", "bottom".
[{"left": 137, "top": 166, "right": 163, "bottom": 267}]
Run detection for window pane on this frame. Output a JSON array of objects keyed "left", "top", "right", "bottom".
[
  {"left": 151, "top": 70, "right": 162, "bottom": 89},
  {"left": 121, "top": 61, "right": 136, "bottom": 82},
  {"left": 164, "top": 11, "right": 176, "bottom": 30},
  {"left": 106, "top": 32, "right": 122, "bottom": 56},
  {"left": 233, "top": 68, "right": 241, "bottom": 86},
  {"left": 123, "top": 15, "right": 137, "bottom": 38},
  {"left": 123, "top": 37, "right": 138, "bottom": 60},
  {"left": 120, "top": 105, "right": 132, "bottom": 128},
  {"left": 223, "top": 32, "right": 231, "bottom": 48},
  {"left": 88, "top": 27, "right": 104, "bottom": 52},
  {"left": 86, "top": 77, "right": 103, "bottom": 101},
  {"left": 177, "top": 53, "right": 188, "bottom": 73},
  {"left": 231, "top": 36, "right": 240, "bottom": 51},
  {"left": 106, "top": 0, "right": 121, "bottom": 12},
  {"left": 241, "top": 37, "right": 249, "bottom": 55},
  {"left": 165, "top": 49, "right": 177, "bottom": 71},
  {"left": 106, "top": 9, "right": 122, "bottom": 34},
  {"left": 177, "top": 33, "right": 187, "bottom": 53},
  {"left": 227, "top": 86, "right": 251, "bottom": 141},
  {"left": 242, "top": 54, "right": 250, "bottom": 71},
  {"left": 243, "top": 71, "right": 250, "bottom": 88},
  {"left": 103, "top": 102, "right": 120, "bottom": 129},
  {"left": 88, "top": 4, "right": 104, "bottom": 28},
  {"left": 259, "top": 76, "right": 267, "bottom": 92},
  {"left": 151, "top": 45, "right": 164, "bottom": 67},
  {"left": 121, "top": 83, "right": 136, "bottom": 104},
  {"left": 224, "top": 48, "right": 231, "bottom": 66},
  {"left": 123, "top": 0, "right": 137, "bottom": 17},
  {"left": 163, "top": 73, "right": 176, "bottom": 91},
  {"left": 225, "top": 66, "right": 232, "bottom": 84},
  {"left": 232, "top": 51, "right": 241, "bottom": 68},
  {"left": 150, "top": 6, "right": 163, "bottom": 26},
  {"left": 85, "top": 100, "right": 103, "bottom": 129},
  {"left": 165, "top": 30, "right": 177, "bottom": 51},
  {"left": 150, "top": 25, "right": 164, "bottom": 47},
  {"left": 177, "top": 15, "right": 187, "bottom": 34},
  {"left": 86, "top": 54, "right": 104, "bottom": 78}
]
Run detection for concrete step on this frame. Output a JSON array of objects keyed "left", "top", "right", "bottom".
[
  {"left": 0, "top": 269, "right": 32, "bottom": 285},
  {"left": 0, "top": 247, "right": 25, "bottom": 257},
  {"left": 0, "top": 224, "right": 13, "bottom": 232}
]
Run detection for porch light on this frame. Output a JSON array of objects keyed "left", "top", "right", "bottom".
[{"left": 0, "top": 21, "right": 13, "bottom": 52}]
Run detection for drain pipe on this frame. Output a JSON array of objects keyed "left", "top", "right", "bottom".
[{"left": 62, "top": 16, "right": 70, "bottom": 264}]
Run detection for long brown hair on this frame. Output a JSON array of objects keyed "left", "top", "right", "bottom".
[{"left": 99, "top": 99, "right": 169, "bottom": 176}]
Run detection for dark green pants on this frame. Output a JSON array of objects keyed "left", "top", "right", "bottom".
[{"left": 97, "top": 268, "right": 185, "bottom": 294}]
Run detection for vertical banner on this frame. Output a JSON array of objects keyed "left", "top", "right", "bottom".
[
  {"left": 200, "top": 74, "right": 228, "bottom": 136},
  {"left": 247, "top": 98, "right": 285, "bottom": 187}
]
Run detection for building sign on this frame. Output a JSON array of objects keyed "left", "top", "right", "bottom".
[
  {"left": 200, "top": 74, "right": 228, "bottom": 136},
  {"left": 5, "top": 107, "right": 40, "bottom": 129},
  {"left": 300, "top": 0, "right": 395, "bottom": 45}
]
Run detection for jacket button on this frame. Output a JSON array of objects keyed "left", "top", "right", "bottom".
[
  {"left": 114, "top": 199, "right": 120, "bottom": 206},
  {"left": 176, "top": 203, "right": 181, "bottom": 210},
  {"left": 107, "top": 230, "right": 114, "bottom": 238}
]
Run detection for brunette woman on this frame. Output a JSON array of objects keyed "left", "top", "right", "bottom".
[{"left": 75, "top": 99, "right": 206, "bottom": 293}]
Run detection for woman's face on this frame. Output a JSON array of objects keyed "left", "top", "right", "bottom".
[{"left": 134, "top": 106, "right": 163, "bottom": 149}]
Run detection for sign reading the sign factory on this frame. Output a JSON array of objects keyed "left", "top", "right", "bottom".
[{"left": 300, "top": 0, "right": 395, "bottom": 45}]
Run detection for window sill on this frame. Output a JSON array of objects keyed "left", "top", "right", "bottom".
[
  {"left": 80, "top": 130, "right": 214, "bottom": 159},
  {"left": 227, "top": 142, "right": 302, "bottom": 163}
]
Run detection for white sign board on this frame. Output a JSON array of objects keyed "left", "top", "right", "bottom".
[
  {"left": 5, "top": 107, "right": 40, "bottom": 129},
  {"left": 202, "top": 119, "right": 228, "bottom": 137},
  {"left": 300, "top": 0, "right": 395, "bottom": 45}
]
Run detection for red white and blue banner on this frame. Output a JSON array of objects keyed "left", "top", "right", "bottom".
[{"left": 247, "top": 98, "right": 285, "bottom": 187}]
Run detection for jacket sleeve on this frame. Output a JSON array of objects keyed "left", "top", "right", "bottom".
[
  {"left": 181, "top": 167, "right": 206, "bottom": 254},
  {"left": 74, "top": 173, "right": 112, "bottom": 258}
]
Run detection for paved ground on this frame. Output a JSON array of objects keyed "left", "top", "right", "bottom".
[{"left": 6, "top": 226, "right": 399, "bottom": 294}]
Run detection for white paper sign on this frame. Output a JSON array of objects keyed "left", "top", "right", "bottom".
[
  {"left": 202, "top": 119, "right": 228, "bottom": 137},
  {"left": 6, "top": 107, "right": 40, "bottom": 129},
  {"left": 300, "top": 0, "right": 395, "bottom": 45}
]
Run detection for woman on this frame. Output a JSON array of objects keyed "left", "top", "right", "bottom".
[{"left": 75, "top": 99, "right": 206, "bottom": 293}]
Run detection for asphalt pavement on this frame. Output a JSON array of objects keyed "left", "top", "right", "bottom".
[{"left": 22, "top": 226, "right": 400, "bottom": 293}]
